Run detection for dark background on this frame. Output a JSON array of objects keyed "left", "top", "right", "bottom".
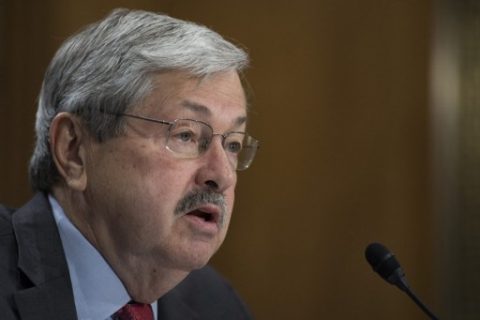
[{"left": 2, "top": 0, "right": 474, "bottom": 319}]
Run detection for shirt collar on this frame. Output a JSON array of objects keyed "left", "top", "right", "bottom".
[{"left": 49, "top": 194, "right": 158, "bottom": 320}]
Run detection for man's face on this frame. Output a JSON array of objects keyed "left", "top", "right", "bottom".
[{"left": 83, "top": 70, "right": 247, "bottom": 272}]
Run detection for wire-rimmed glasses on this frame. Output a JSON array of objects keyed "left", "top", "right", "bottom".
[{"left": 116, "top": 113, "right": 259, "bottom": 170}]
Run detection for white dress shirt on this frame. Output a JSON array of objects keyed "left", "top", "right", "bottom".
[{"left": 49, "top": 195, "right": 158, "bottom": 320}]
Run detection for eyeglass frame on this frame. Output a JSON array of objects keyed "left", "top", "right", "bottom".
[{"left": 109, "top": 112, "right": 259, "bottom": 171}]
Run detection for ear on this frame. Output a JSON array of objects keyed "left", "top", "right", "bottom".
[{"left": 49, "top": 112, "right": 89, "bottom": 191}]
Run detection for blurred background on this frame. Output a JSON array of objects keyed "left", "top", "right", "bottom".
[{"left": 0, "top": 0, "right": 478, "bottom": 319}]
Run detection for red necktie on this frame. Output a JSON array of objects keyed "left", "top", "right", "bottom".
[{"left": 112, "top": 302, "right": 154, "bottom": 320}]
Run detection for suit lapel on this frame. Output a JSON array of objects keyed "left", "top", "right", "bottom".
[
  {"left": 157, "top": 288, "right": 199, "bottom": 320},
  {"left": 12, "top": 193, "right": 77, "bottom": 320}
]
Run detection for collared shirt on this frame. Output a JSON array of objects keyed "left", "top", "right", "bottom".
[{"left": 49, "top": 195, "right": 158, "bottom": 320}]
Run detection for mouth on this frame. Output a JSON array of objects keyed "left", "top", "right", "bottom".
[
  {"left": 187, "top": 209, "right": 218, "bottom": 223},
  {"left": 183, "top": 204, "right": 223, "bottom": 233}
]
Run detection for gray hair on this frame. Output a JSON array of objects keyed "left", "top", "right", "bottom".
[{"left": 29, "top": 8, "right": 249, "bottom": 192}]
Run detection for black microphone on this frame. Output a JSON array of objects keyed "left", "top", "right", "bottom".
[{"left": 365, "top": 242, "right": 439, "bottom": 320}]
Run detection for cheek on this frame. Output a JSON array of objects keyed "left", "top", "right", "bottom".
[
  {"left": 125, "top": 148, "right": 200, "bottom": 213},
  {"left": 88, "top": 142, "right": 172, "bottom": 207},
  {"left": 126, "top": 143, "right": 158, "bottom": 174},
  {"left": 228, "top": 187, "right": 236, "bottom": 206},
  {"left": 224, "top": 187, "right": 236, "bottom": 220}
]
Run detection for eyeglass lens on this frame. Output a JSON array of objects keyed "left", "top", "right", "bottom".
[{"left": 166, "top": 119, "right": 257, "bottom": 170}]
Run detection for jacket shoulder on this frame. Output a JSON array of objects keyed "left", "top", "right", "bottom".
[
  {"left": 0, "top": 203, "right": 14, "bottom": 235},
  {"left": 0, "top": 202, "right": 19, "bottom": 274},
  {"left": 158, "top": 265, "right": 253, "bottom": 319},
  {"left": 0, "top": 202, "right": 22, "bottom": 316}
]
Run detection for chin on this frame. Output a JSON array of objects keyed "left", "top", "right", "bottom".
[
  {"left": 181, "top": 252, "right": 215, "bottom": 271},
  {"left": 174, "top": 243, "right": 221, "bottom": 272}
]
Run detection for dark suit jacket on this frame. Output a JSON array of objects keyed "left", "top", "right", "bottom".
[{"left": 0, "top": 193, "right": 253, "bottom": 320}]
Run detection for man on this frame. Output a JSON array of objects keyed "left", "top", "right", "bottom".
[{"left": 0, "top": 8, "right": 258, "bottom": 320}]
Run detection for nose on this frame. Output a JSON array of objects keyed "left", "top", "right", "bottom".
[{"left": 195, "top": 136, "right": 236, "bottom": 192}]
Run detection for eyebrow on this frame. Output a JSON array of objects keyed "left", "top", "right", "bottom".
[{"left": 181, "top": 100, "right": 247, "bottom": 127}]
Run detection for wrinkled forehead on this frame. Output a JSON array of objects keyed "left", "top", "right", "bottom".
[{"left": 136, "top": 70, "right": 248, "bottom": 126}]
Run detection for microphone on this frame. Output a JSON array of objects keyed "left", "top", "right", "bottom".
[{"left": 365, "top": 242, "right": 439, "bottom": 320}]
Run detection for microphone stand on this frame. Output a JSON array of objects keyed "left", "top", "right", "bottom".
[{"left": 403, "top": 286, "right": 439, "bottom": 320}]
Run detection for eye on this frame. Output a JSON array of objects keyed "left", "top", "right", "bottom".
[
  {"left": 171, "top": 129, "right": 199, "bottom": 145},
  {"left": 225, "top": 140, "right": 243, "bottom": 154},
  {"left": 177, "top": 130, "right": 194, "bottom": 142}
]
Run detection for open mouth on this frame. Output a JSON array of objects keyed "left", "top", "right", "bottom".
[
  {"left": 185, "top": 207, "right": 222, "bottom": 225},
  {"left": 187, "top": 209, "right": 216, "bottom": 222}
]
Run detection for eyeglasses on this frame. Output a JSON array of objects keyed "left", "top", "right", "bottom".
[{"left": 116, "top": 113, "right": 259, "bottom": 171}]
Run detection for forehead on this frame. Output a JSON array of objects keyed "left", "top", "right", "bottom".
[{"left": 138, "top": 70, "right": 247, "bottom": 125}]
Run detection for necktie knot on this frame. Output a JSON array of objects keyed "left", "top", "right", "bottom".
[{"left": 112, "top": 302, "right": 153, "bottom": 320}]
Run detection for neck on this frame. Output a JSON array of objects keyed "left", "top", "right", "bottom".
[{"left": 110, "top": 261, "right": 190, "bottom": 303}]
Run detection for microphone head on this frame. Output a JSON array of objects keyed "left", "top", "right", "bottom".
[{"left": 365, "top": 242, "right": 407, "bottom": 290}]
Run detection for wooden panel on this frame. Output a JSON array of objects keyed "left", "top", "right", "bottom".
[{"left": 0, "top": 1, "right": 435, "bottom": 319}]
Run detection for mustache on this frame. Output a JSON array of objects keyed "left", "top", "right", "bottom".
[{"left": 175, "top": 189, "right": 227, "bottom": 224}]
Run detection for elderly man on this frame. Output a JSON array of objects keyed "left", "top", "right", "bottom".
[{"left": 0, "top": 8, "right": 258, "bottom": 320}]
